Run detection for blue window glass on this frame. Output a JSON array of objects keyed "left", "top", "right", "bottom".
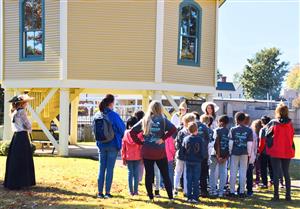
[
  {"left": 20, "top": 0, "right": 44, "bottom": 61},
  {"left": 178, "top": 0, "right": 202, "bottom": 66}
]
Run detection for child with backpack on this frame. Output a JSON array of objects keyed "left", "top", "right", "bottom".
[
  {"left": 200, "top": 114, "right": 214, "bottom": 197},
  {"left": 229, "top": 112, "right": 253, "bottom": 198},
  {"left": 122, "top": 116, "right": 142, "bottom": 196},
  {"left": 182, "top": 122, "right": 204, "bottom": 203},
  {"left": 211, "top": 115, "right": 230, "bottom": 197},
  {"left": 173, "top": 113, "right": 196, "bottom": 196}
]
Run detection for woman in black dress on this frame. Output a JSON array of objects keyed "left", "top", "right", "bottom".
[{"left": 4, "top": 94, "right": 36, "bottom": 190}]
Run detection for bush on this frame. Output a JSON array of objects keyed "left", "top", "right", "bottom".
[{"left": 0, "top": 140, "right": 36, "bottom": 156}]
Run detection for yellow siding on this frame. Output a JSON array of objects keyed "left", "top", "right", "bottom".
[
  {"left": 163, "top": 0, "right": 216, "bottom": 86},
  {"left": 68, "top": 0, "right": 156, "bottom": 81},
  {"left": 4, "top": 0, "right": 60, "bottom": 80}
]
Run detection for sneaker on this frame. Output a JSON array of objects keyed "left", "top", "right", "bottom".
[
  {"left": 191, "top": 199, "right": 200, "bottom": 204},
  {"left": 168, "top": 199, "right": 175, "bottom": 204},
  {"left": 173, "top": 189, "right": 179, "bottom": 197},
  {"left": 187, "top": 199, "right": 193, "bottom": 203},
  {"left": 154, "top": 190, "right": 160, "bottom": 197},
  {"left": 201, "top": 192, "right": 209, "bottom": 198},
  {"left": 104, "top": 194, "right": 113, "bottom": 199},
  {"left": 218, "top": 193, "right": 224, "bottom": 198},
  {"left": 133, "top": 192, "right": 139, "bottom": 196},
  {"left": 147, "top": 198, "right": 154, "bottom": 203},
  {"left": 97, "top": 193, "right": 105, "bottom": 199},
  {"left": 260, "top": 185, "right": 268, "bottom": 189},
  {"left": 247, "top": 191, "right": 253, "bottom": 197},
  {"left": 286, "top": 196, "right": 292, "bottom": 201}
]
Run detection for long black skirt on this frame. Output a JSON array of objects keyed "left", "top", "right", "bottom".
[{"left": 4, "top": 131, "right": 36, "bottom": 190}]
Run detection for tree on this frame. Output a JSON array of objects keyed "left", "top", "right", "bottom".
[
  {"left": 240, "top": 48, "right": 288, "bottom": 100},
  {"left": 286, "top": 64, "right": 300, "bottom": 91}
]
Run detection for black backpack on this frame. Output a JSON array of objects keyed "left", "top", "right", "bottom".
[{"left": 93, "top": 113, "right": 115, "bottom": 143}]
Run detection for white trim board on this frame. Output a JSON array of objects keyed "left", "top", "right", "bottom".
[
  {"left": 60, "top": 0, "right": 68, "bottom": 80},
  {"left": 154, "top": 0, "right": 165, "bottom": 83},
  {"left": 2, "top": 80, "right": 216, "bottom": 94}
]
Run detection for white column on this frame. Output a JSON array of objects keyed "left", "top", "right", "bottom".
[
  {"left": 3, "top": 89, "right": 14, "bottom": 140},
  {"left": 206, "top": 94, "right": 214, "bottom": 102},
  {"left": 59, "top": 88, "right": 70, "bottom": 156},
  {"left": 70, "top": 95, "right": 79, "bottom": 145},
  {"left": 142, "top": 91, "right": 150, "bottom": 112},
  {"left": 154, "top": 0, "right": 165, "bottom": 83}
]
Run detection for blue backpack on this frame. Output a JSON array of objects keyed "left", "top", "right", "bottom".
[{"left": 93, "top": 112, "right": 115, "bottom": 143}]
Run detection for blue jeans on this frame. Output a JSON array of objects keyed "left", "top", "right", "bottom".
[
  {"left": 127, "top": 160, "right": 140, "bottom": 194},
  {"left": 186, "top": 162, "right": 201, "bottom": 200},
  {"left": 98, "top": 147, "right": 118, "bottom": 194}
]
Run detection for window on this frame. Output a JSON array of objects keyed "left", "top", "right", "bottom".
[
  {"left": 178, "top": 0, "right": 202, "bottom": 66},
  {"left": 218, "top": 93, "right": 222, "bottom": 97},
  {"left": 229, "top": 93, "right": 232, "bottom": 99},
  {"left": 20, "top": 0, "right": 44, "bottom": 61}
]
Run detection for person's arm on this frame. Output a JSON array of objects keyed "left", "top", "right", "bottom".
[
  {"left": 258, "top": 129, "right": 265, "bottom": 154},
  {"left": 121, "top": 134, "right": 127, "bottom": 165},
  {"left": 162, "top": 118, "right": 177, "bottom": 141},
  {"left": 20, "top": 109, "right": 32, "bottom": 132},
  {"left": 129, "top": 121, "right": 144, "bottom": 145},
  {"left": 214, "top": 135, "right": 221, "bottom": 159},
  {"left": 113, "top": 113, "right": 126, "bottom": 138},
  {"left": 247, "top": 129, "right": 253, "bottom": 157},
  {"left": 228, "top": 128, "right": 233, "bottom": 155}
]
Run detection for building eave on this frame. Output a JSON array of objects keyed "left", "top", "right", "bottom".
[{"left": 219, "top": 0, "right": 226, "bottom": 8}]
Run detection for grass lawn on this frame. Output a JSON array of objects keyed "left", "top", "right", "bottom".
[{"left": 0, "top": 156, "right": 300, "bottom": 209}]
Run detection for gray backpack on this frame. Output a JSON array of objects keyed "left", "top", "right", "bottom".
[{"left": 93, "top": 113, "right": 115, "bottom": 143}]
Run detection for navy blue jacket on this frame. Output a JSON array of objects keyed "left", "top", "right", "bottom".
[{"left": 175, "top": 128, "right": 189, "bottom": 161}]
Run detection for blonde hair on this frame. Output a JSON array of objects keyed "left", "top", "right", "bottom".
[
  {"left": 275, "top": 102, "right": 289, "bottom": 119},
  {"left": 200, "top": 114, "right": 210, "bottom": 124},
  {"left": 142, "top": 100, "right": 163, "bottom": 135},
  {"left": 188, "top": 122, "right": 198, "bottom": 134},
  {"left": 182, "top": 113, "right": 196, "bottom": 127},
  {"left": 251, "top": 119, "right": 262, "bottom": 136}
]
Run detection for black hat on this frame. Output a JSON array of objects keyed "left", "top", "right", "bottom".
[{"left": 8, "top": 96, "right": 22, "bottom": 103}]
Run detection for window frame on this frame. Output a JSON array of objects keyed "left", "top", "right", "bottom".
[
  {"left": 19, "top": 0, "right": 45, "bottom": 61},
  {"left": 177, "top": 0, "right": 202, "bottom": 67}
]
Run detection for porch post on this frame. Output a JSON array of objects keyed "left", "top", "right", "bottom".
[
  {"left": 3, "top": 88, "right": 14, "bottom": 140},
  {"left": 59, "top": 88, "right": 70, "bottom": 156},
  {"left": 142, "top": 91, "right": 150, "bottom": 112},
  {"left": 70, "top": 95, "right": 79, "bottom": 145}
]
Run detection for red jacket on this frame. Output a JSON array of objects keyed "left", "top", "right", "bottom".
[
  {"left": 258, "top": 127, "right": 267, "bottom": 154},
  {"left": 121, "top": 130, "right": 142, "bottom": 161},
  {"left": 266, "top": 118, "right": 295, "bottom": 159}
]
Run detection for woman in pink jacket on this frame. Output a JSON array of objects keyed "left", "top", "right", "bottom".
[{"left": 122, "top": 116, "right": 142, "bottom": 196}]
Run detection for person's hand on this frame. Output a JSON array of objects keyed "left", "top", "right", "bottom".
[
  {"left": 123, "top": 159, "right": 127, "bottom": 166},
  {"left": 156, "top": 139, "right": 164, "bottom": 145}
]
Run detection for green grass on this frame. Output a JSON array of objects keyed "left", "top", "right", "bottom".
[{"left": 0, "top": 156, "right": 300, "bottom": 209}]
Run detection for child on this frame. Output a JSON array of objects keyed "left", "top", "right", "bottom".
[
  {"left": 199, "top": 114, "right": 213, "bottom": 197},
  {"left": 212, "top": 115, "right": 230, "bottom": 197},
  {"left": 258, "top": 116, "right": 273, "bottom": 189},
  {"left": 229, "top": 112, "right": 253, "bottom": 198},
  {"left": 173, "top": 113, "right": 196, "bottom": 196},
  {"left": 247, "top": 119, "right": 262, "bottom": 196},
  {"left": 182, "top": 122, "right": 203, "bottom": 203},
  {"left": 121, "top": 116, "right": 141, "bottom": 196}
]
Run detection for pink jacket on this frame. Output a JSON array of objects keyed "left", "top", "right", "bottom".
[
  {"left": 165, "top": 136, "right": 176, "bottom": 162},
  {"left": 121, "top": 130, "right": 142, "bottom": 161}
]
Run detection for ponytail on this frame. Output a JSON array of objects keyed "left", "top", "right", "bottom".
[{"left": 99, "top": 94, "right": 115, "bottom": 112}]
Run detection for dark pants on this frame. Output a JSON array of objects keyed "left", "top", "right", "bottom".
[
  {"left": 254, "top": 158, "right": 261, "bottom": 184},
  {"left": 186, "top": 162, "right": 201, "bottom": 200},
  {"left": 260, "top": 153, "right": 273, "bottom": 186},
  {"left": 144, "top": 158, "right": 173, "bottom": 200},
  {"left": 200, "top": 158, "right": 208, "bottom": 195},
  {"left": 246, "top": 164, "right": 254, "bottom": 193},
  {"left": 270, "top": 158, "right": 291, "bottom": 198}
]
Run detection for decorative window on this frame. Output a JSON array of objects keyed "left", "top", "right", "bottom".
[
  {"left": 20, "top": 0, "right": 44, "bottom": 61},
  {"left": 178, "top": 0, "right": 202, "bottom": 66}
]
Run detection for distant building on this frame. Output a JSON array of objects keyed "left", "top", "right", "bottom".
[
  {"left": 283, "top": 88, "right": 299, "bottom": 108},
  {"left": 214, "top": 76, "right": 244, "bottom": 99}
]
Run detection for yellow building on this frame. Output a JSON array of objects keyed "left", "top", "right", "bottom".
[{"left": 0, "top": 0, "right": 226, "bottom": 155}]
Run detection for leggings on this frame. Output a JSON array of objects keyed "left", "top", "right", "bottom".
[
  {"left": 270, "top": 158, "right": 291, "bottom": 198},
  {"left": 144, "top": 158, "right": 173, "bottom": 200}
]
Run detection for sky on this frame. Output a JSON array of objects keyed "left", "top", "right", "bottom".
[{"left": 218, "top": 0, "right": 300, "bottom": 82}]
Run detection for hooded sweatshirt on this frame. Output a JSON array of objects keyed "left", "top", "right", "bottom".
[
  {"left": 121, "top": 130, "right": 142, "bottom": 161},
  {"left": 266, "top": 118, "right": 295, "bottom": 159}
]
